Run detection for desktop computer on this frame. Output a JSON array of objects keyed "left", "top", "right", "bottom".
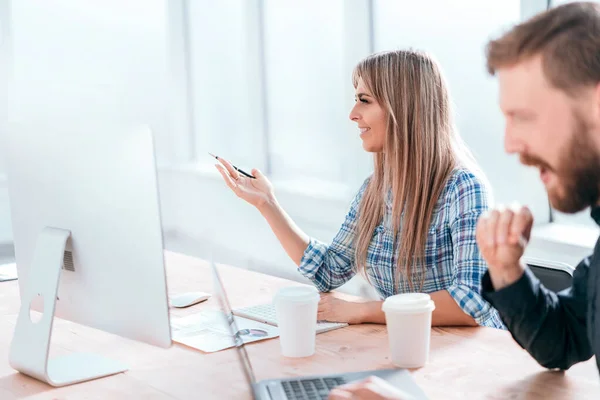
[{"left": 4, "top": 121, "right": 171, "bottom": 387}]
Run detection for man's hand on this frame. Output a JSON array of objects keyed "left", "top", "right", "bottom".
[
  {"left": 476, "top": 204, "right": 534, "bottom": 290},
  {"left": 328, "top": 376, "right": 415, "bottom": 400}
]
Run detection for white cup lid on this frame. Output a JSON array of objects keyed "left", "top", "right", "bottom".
[
  {"left": 274, "top": 286, "right": 320, "bottom": 304},
  {"left": 382, "top": 293, "right": 435, "bottom": 313}
]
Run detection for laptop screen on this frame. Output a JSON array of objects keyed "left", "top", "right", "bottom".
[{"left": 210, "top": 261, "right": 258, "bottom": 388}]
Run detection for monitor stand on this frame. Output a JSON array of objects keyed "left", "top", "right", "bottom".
[{"left": 8, "top": 227, "right": 128, "bottom": 387}]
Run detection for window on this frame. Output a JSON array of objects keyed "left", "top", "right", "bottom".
[
  {"left": 187, "top": 0, "right": 266, "bottom": 171},
  {"left": 11, "top": 0, "right": 168, "bottom": 160},
  {"left": 187, "top": 0, "right": 372, "bottom": 191},
  {"left": 372, "top": 0, "right": 550, "bottom": 221},
  {"left": 262, "top": 0, "right": 346, "bottom": 182},
  {"left": 182, "top": 0, "right": 557, "bottom": 221},
  {"left": 551, "top": 0, "right": 592, "bottom": 5},
  {"left": 2, "top": 0, "right": 168, "bottom": 244}
]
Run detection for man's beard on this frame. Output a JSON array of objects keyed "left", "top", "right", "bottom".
[{"left": 520, "top": 116, "right": 600, "bottom": 213}]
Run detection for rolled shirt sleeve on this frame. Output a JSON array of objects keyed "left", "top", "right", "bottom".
[
  {"left": 297, "top": 178, "right": 370, "bottom": 292},
  {"left": 447, "top": 171, "right": 504, "bottom": 329}
]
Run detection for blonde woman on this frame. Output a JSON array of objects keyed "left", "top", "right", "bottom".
[{"left": 216, "top": 50, "right": 503, "bottom": 328}]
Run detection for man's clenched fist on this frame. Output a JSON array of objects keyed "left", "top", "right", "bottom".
[{"left": 476, "top": 204, "right": 534, "bottom": 290}]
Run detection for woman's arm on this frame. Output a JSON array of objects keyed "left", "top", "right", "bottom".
[
  {"left": 215, "top": 159, "right": 310, "bottom": 264},
  {"left": 318, "top": 172, "right": 497, "bottom": 327},
  {"left": 323, "top": 290, "right": 477, "bottom": 325},
  {"left": 292, "top": 180, "right": 371, "bottom": 292},
  {"left": 429, "top": 290, "right": 478, "bottom": 326},
  {"left": 257, "top": 198, "right": 309, "bottom": 265},
  {"left": 216, "top": 158, "right": 367, "bottom": 291}
]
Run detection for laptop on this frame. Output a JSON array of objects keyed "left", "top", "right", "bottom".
[
  {"left": 211, "top": 262, "right": 429, "bottom": 400},
  {"left": 233, "top": 301, "right": 348, "bottom": 334}
]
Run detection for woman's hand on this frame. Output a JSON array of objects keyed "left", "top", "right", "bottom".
[
  {"left": 318, "top": 293, "right": 369, "bottom": 325},
  {"left": 215, "top": 157, "right": 275, "bottom": 209},
  {"left": 328, "top": 376, "right": 415, "bottom": 400}
]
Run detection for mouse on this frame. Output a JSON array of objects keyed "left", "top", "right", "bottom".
[{"left": 169, "top": 291, "right": 211, "bottom": 308}]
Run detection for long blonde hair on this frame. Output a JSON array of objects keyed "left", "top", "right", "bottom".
[{"left": 353, "top": 49, "right": 481, "bottom": 291}]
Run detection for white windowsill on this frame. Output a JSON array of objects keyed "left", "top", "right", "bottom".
[
  {"left": 531, "top": 222, "right": 599, "bottom": 250},
  {"left": 527, "top": 221, "right": 599, "bottom": 267},
  {"left": 159, "top": 164, "right": 600, "bottom": 260}
]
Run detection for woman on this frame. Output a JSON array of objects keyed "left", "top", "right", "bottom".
[{"left": 216, "top": 49, "right": 503, "bottom": 328}]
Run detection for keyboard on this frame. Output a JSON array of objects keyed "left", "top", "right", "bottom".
[
  {"left": 281, "top": 377, "right": 346, "bottom": 400},
  {"left": 232, "top": 303, "right": 348, "bottom": 334}
]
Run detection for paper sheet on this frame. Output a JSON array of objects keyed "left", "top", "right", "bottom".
[
  {"left": 0, "top": 263, "right": 17, "bottom": 282},
  {"left": 171, "top": 310, "right": 279, "bottom": 353}
]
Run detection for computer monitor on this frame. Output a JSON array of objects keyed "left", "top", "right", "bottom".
[{"left": 4, "top": 121, "right": 171, "bottom": 387}]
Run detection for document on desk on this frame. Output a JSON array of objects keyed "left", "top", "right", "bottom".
[
  {"left": 0, "top": 263, "right": 17, "bottom": 282},
  {"left": 171, "top": 310, "right": 279, "bottom": 353}
]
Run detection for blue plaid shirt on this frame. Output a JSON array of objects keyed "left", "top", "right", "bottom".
[{"left": 298, "top": 168, "right": 504, "bottom": 329}]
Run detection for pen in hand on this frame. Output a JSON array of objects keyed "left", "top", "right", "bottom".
[{"left": 208, "top": 152, "right": 256, "bottom": 179}]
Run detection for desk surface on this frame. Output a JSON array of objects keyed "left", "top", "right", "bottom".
[{"left": 0, "top": 251, "right": 598, "bottom": 399}]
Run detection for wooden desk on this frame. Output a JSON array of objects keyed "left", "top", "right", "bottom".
[{"left": 0, "top": 251, "right": 598, "bottom": 399}]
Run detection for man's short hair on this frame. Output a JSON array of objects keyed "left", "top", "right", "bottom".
[{"left": 486, "top": 2, "right": 600, "bottom": 95}]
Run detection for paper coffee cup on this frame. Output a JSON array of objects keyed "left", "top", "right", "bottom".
[
  {"left": 273, "top": 286, "right": 320, "bottom": 358},
  {"left": 382, "top": 293, "right": 435, "bottom": 368}
]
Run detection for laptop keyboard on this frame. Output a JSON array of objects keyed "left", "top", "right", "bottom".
[
  {"left": 281, "top": 377, "right": 346, "bottom": 400},
  {"left": 237, "top": 303, "right": 278, "bottom": 324},
  {"left": 233, "top": 303, "right": 348, "bottom": 333}
]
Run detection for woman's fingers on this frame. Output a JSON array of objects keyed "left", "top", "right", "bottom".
[
  {"left": 327, "top": 389, "right": 353, "bottom": 399},
  {"left": 317, "top": 297, "right": 330, "bottom": 320},
  {"left": 217, "top": 157, "right": 241, "bottom": 180},
  {"left": 252, "top": 168, "right": 265, "bottom": 179},
  {"left": 215, "top": 164, "right": 239, "bottom": 193}
]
